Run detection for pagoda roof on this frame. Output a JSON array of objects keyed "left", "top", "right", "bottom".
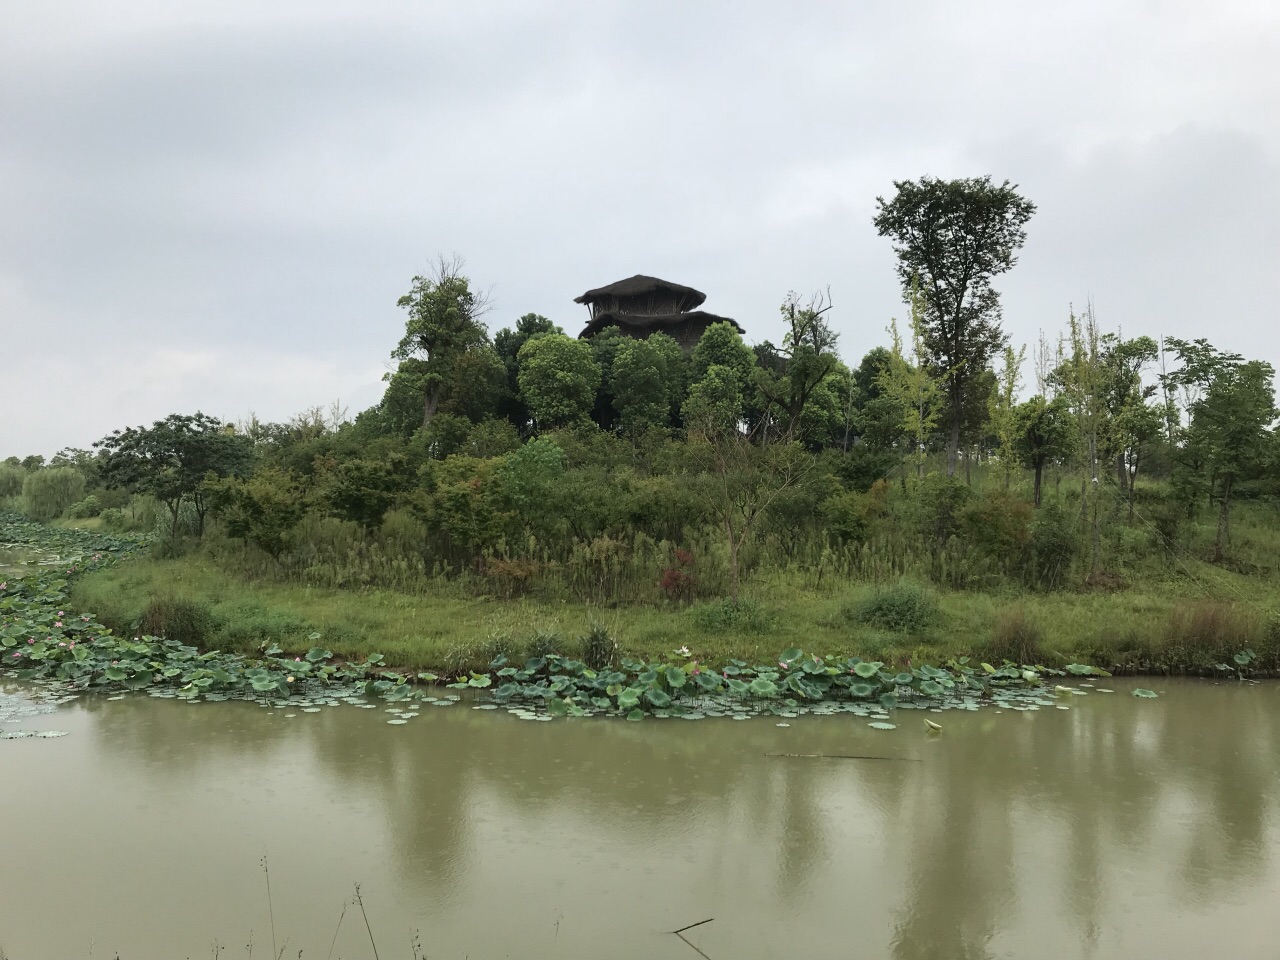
[{"left": 574, "top": 275, "right": 707, "bottom": 309}]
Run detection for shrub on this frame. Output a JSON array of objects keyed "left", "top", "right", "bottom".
[
  {"left": 846, "top": 581, "right": 937, "bottom": 633},
  {"left": 1164, "top": 602, "right": 1260, "bottom": 666},
  {"left": 959, "top": 490, "right": 1032, "bottom": 566},
  {"left": 66, "top": 495, "right": 103, "bottom": 519},
  {"left": 579, "top": 622, "right": 618, "bottom": 670},
  {"left": 659, "top": 547, "right": 696, "bottom": 602},
  {"left": 911, "top": 473, "right": 972, "bottom": 545},
  {"left": 1028, "top": 503, "right": 1078, "bottom": 590},
  {"left": 981, "top": 606, "right": 1046, "bottom": 665},
  {"left": 688, "top": 597, "right": 773, "bottom": 633},
  {"left": 527, "top": 628, "right": 564, "bottom": 659},
  {"left": 136, "top": 596, "right": 216, "bottom": 647},
  {"left": 98, "top": 507, "right": 126, "bottom": 531}
]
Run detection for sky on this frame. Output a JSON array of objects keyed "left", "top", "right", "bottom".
[{"left": 3, "top": 0, "right": 1278, "bottom": 456}]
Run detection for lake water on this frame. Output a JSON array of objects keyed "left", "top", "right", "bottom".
[{"left": 1, "top": 679, "right": 1278, "bottom": 959}]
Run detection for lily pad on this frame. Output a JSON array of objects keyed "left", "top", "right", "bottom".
[
  {"left": 868, "top": 721, "right": 897, "bottom": 730},
  {"left": 1133, "top": 688, "right": 1159, "bottom": 698}
]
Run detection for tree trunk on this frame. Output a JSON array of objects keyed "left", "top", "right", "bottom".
[
  {"left": 421, "top": 387, "right": 441, "bottom": 429},
  {"left": 1127, "top": 455, "right": 1139, "bottom": 523},
  {"left": 1116, "top": 453, "right": 1127, "bottom": 494},
  {"left": 1213, "top": 474, "right": 1233, "bottom": 562},
  {"left": 1033, "top": 459, "right": 1043, "bottom": 508},
  {"left": 946, "top": 402, "right": 960, "bottom": 476},
  {"left": 1090, "top": 490, "right": 1101, "bottom": 577},
  {"left": 726, "top": 518, "right": 741, "bottom": 603}
]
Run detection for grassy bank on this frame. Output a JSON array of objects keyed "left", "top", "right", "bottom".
[{"left": 71, "top": 551, "right": 1280, "bottom": 676}]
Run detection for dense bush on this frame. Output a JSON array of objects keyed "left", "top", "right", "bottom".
[
  {"left": 66, "top": 495, "right": 103, "bottom": 519},
  {"left": 1028, "top": 502, "right": 1078, "bottom": 590},
  {"left": 846, "top": 581, "right": 938, "bottom": 633}
]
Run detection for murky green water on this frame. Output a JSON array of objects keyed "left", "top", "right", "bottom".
[
  {"left": 1, "top": 679, "right": 1278, "bottom": 959},
  {"left": 0, "top": 545, "right": 48, "bottom": 578}
]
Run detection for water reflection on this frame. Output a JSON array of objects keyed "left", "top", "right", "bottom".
[{"left": 2, "top": 680, "right": 1277, "bottom": 959}]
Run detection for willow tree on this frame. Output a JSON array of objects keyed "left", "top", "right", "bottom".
[{"left": 874, "top": 176, "right": 1036, "bottom": 475}]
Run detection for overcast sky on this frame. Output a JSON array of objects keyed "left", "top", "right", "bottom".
[{"left": 3, "top": 0, "right": 1278, "bottom": 456}]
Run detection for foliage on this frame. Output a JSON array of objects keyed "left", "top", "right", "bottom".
[
  {"left": 609, "top": 333, "right": 683, "bottom": 432},
  {"left": 517, "top": 334, "right": 603, "bottom": 429},
  {"left": 391, "top": 255, "right": 493, "bottom": 428},
  {"left": 95, "top": 413, "right": 252, "bottom": 538},
  {"left": 21, "top": 467, "right": 86, "bottom": 521},
  {"left": 847, "top": 581, "right": 938, "bottom": 633},
  {"left": 873, "top": 175, "right": 1036, "bottom": 473}
]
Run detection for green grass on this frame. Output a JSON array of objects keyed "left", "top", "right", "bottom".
[{"left": 70, "top": 552, "right": 1280, "bottom": 675}]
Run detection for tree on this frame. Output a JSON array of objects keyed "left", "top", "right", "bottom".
[
  {"left": 494, "top": 313, "right": 561, "bottom": 429},
  {"left": 20, "top": 467, "right": 86, "bottom": 521},
  {"left": 517, "top": 334, "right": 603, "bottom": 429},
  {"left": 689, "top": 321, "right": 756, "bottom": 390},
  {"left": 95, "top": 413, "right": 253, "bottom": 538},
  {"left": 208, "top": 466, "right": 306, "bottom": 559},
  {"left": 873, "top": 175, "right": 1036, "bottom": 475},
  {"left": 877, "top": 285, "right": 944, "bottom": 483},
  {"left": 1014, "top": 394, "right": 1075, "bottom": 507},
  {"left": 610, "top": 334, "right": 683, "bottom": 433},
  {"left": 392, "top": 255, "right": 492, "bottom": 429},
  {"left": 752, "top": 290, "right": 840, "bottom": 439},
  {"left": 1170, "top": 346, "right": 1277, "bottom": 561},
  {"left": 851, "top": 347, "right": 906, "bottom": 453},
  {"left": 987, "top": 344, "right": 1026, "bottom": 489}
]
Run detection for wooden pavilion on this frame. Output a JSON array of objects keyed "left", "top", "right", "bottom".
[{"left": 575, "top": 275, "right": 742, "bottom": 352}]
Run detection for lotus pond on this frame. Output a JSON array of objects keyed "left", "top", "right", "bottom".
[{"left": 2, "top": 677, "right": 1279, "bottom": 959}]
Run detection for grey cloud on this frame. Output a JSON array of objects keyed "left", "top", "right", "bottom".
[{"left": 2, "top": 1, "right": 1277, "bottom": 454}]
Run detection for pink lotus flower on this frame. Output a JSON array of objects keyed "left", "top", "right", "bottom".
[{"left": 54, "top": 621, "right": 63, "bottom": 627}]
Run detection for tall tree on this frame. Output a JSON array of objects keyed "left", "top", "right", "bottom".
[
  {"left": 873, "top": 176, "right": 1036, "bottom": 475},
  {"left": 392, "top": 255, "right": 492, "bottom": 429}
]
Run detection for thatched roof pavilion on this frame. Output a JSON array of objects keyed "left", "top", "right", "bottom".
[{"left": 575, "top": 274, "right": 742, "bottom": 351}]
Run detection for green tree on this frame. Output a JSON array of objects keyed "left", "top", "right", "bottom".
[
  {"left": 1168, "top": 343, "right": 1277, "bottom": 561},
  {"left": 877, "top": 286, "right": 944, "bottom": 483},
  {"left": 873, "top": 175, "right": 1036, "bottom": 475},
  {"left": 987, "top": 344, "right": 1026, "bottom": 489},
  {"left": 752, "top": 291, "right": 840, "bottom": 439},
  {"left": 20, "top": 467, "right": 86, "bottom": 521},
  {"left": 689, "top": 321, "right": 756, "bottom": 389},
  {"left": 517, "top": 334, "right": 603, "bottom": 429},
  {"left": 208, "top": 466, "right": 306, "bottom": 559},
  {"left": 610, "top": 334, "right": 683, "bottom": 433},
  {"left": 95, "top": 413, "right": 252, "bottom": 538},
  {"left": 852, "top": 347, "right": 906, "bottom": 453},
  {"left": 494, "top": 313, "right": 561, "bottom": 429},
  {"left": 392, "top": 255, "right": 492, "bottom": 429},
  {"left": 682, "top": 364, "right": 745, "bottom": 437},
  {"left": 1013, "top": 394, "right": 1075, "bottom": 507}
]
